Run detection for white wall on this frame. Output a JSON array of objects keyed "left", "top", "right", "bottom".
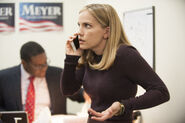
[{"left": 1, "top": 0, "right": 185, "bottom": 123}]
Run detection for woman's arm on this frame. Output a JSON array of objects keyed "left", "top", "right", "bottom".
[
  {"left": 119, "top": 45, "right": 170, "bottom": 112},
  {"left": 61, "top": 55, "right": 85, "bottom": 95}
]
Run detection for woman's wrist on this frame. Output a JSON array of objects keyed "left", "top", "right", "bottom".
[
  {"left": 65, "top": 55, "right": 80, "bottom": 64},
  {"left": 114, "top": 102, "right": 125, "bottom": 116}
]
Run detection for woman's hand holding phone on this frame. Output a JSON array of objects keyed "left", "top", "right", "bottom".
[
  {"left": 71, "top": 35, "right": 79, "bottom": 51},
  {"left": 66, "top": 34, "right": 83, "bottom": 56}
]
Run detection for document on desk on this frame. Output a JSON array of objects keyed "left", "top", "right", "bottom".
[
  {"left": 33, "top": 107, "right": 51, "bottom": 123},
  {"left": 51, "top": 115, "right": 88, "bottom": 123}
]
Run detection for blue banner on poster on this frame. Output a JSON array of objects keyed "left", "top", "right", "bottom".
[
  {"left": 19, "top": 2, "right": 63, "bottom": 32},
  {"left": 0, "top": 3, "right": 15, "bottom": 32}
]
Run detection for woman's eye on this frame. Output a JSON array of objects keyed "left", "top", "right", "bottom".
[{"left": 84, "top": 23, "right": 91, "bottom": 28}]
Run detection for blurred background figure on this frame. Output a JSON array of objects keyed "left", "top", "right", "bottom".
[{"left": 0, "top": 41, "right": 84, "bottom": 123}]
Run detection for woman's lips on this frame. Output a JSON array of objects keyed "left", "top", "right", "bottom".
[{"left": 79, "top": 39, "right": 85, "bottom": 44}]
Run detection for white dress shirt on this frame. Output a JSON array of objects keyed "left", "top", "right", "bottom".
[{"left": 21, "top": 65, "right": 51, "bottom": 121}]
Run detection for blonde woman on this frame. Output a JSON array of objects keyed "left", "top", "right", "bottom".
[{"left": 61, "top": 4, "right": 170, "bottom": 123}]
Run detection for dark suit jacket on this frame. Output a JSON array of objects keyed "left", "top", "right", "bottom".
[{"left": 0, "top": 65, "right": 84, "bottom": 115}]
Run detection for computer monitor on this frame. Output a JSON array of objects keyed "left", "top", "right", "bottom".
[{"left": 0, "top": 111, "right": 28, "bottom": 123}]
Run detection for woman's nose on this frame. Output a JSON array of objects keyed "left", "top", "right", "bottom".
[{"left": 78, "top": 26, "right": 83, "bottom": 35}]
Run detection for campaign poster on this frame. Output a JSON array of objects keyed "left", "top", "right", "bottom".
[
  {"left": 19, "top": 2, "right": 63, "bottom": 32},
  {"left": 0, "top": 3, "right": 15, "bottom": 32}
]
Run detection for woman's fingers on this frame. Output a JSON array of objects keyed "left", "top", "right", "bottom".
[
  {"left": 88, "top": 108, "right": 102, "bottom": 117},
  {"left": 66, "top": 34, "right": 82, "bottom": 55},
  {"left": 88, "top": 108, "right": 114, "bottom": 121}
]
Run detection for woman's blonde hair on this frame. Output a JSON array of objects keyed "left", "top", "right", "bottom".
[{"left": 79, "top": 4, "right": 130, "bottom": 70}]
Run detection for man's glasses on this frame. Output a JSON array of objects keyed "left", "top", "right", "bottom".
[{"left": 29, "top": 59, "right": 50, "bottom": 70}]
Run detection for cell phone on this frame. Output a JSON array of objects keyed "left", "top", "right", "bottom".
[{"left": 70, "top": 35, "right": 79, "bottom": 51}]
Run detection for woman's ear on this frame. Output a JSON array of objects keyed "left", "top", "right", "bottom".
[{"left": 104, "top": 27, "right": 110, "bottom": 39}]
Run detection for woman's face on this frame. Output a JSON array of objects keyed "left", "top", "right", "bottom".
[{"left": 78, "top": 10, "right": 108, "bottom": 55}]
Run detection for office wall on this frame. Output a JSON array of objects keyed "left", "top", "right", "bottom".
[{"left": 1, "top": 0, "right": 185, "bottom": 122}]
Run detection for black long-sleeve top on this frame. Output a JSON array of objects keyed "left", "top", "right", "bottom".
[{"left": 61, "top": 44, "right": 170, "bottom": 123}]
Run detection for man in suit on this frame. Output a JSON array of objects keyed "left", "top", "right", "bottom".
[{"left": 0, "top": 41, "right": 84, "bottom": 122}]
